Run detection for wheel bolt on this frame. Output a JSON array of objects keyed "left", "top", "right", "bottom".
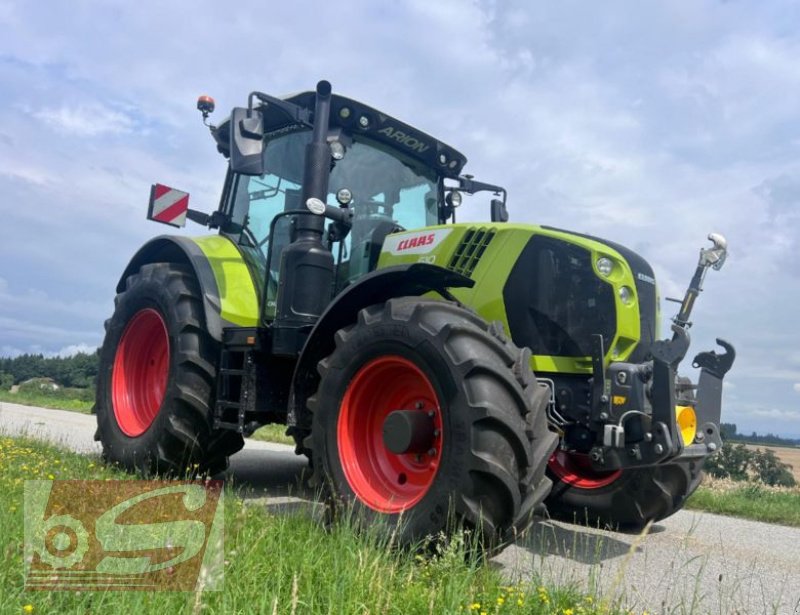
[
  {"left": 415, "top": 401, "right": 424, "bottom": 409},
  {"left": 433, "top": 429, "right": 440, "bottom": 438},
  {"left": 427, "top": 448, "right": 437, "bottom": 456}
]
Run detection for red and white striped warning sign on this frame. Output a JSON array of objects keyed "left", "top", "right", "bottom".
[{"left": 148, "top": 184, "right": 190, "bottom": 227}]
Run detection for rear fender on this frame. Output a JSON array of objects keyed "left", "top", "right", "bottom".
[
  {"left": 116, "top": 235, "right": 259, "bottom": 342},
  {"left": 288, "top": 264, "right": 474, "bottom": 432}
]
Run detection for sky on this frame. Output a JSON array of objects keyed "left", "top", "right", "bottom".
[{"left": 1, "top": 0, "right": 799, "bottom": 437}]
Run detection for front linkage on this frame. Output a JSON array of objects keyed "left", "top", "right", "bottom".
[{"left": 587, "top": 234, "right": 735, "bottom": 472}]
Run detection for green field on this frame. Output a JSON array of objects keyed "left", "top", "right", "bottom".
[
  {"left": 0, "top": 435, "right": 626, "bottom": 615},
  {"left": 0, "top": 389, "right": 93, "bottom": 413},
  {"left": 686, "top": 478, "right": 800, "bottom": 527}
]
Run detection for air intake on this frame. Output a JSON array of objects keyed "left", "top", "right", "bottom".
[{"left": 448, "top": 228, "right": 496, "bottom": 277}]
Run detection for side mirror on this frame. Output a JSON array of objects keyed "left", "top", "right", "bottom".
[
  {"left": 490, "top": 199, "right": 509, "bottom": 222},
  {"left": 229, "top": 107, "right": 265, "bottom": 175}
]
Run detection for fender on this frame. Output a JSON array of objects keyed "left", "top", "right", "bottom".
[
  {"left": 287, "top": 263, "right": 474, "bottom": 433},
  {"left": 116, "top": 235, "right": 259, "bottom": 342}
]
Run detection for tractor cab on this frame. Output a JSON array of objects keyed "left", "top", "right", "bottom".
[
  {"left": 207, "top": 87, "right": 506, "bottom": 322},
  {"left": 219, "top": 126, "right": 439, "bottom": 316}
]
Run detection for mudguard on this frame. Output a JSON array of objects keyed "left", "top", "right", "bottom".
[
  {"left": 287, "top": 264, "right": 474, "bottom": 431},
  {"left": 116, "top": 235, "right": 259, "bottom": 341}
]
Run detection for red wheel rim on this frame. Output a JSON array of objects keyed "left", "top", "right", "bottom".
[
  {"left": 548, "top": 450, "right": 622, "bottom": 489},
  {"left": 337, "top": 356, "right": 443, "bottom": 513},
  {"left": 112, "top": 308, "right": 170, "bottom": 437}
]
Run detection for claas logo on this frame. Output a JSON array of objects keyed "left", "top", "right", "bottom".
[{"left": 396, "top": 234, "right": 436, "bottom": 251}]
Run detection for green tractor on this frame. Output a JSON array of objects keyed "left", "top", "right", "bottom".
[{"left": 95, "top": 80, "right": 734, "bottom": 546}]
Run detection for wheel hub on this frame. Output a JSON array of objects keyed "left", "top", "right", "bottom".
[
  {"left": 382, "top": 410, "right": 435, "bottom": 455},
  {"left": 337, "top": 355, "right": 443, "bottom": 513}
]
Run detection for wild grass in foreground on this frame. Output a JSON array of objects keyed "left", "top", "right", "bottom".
[
  {"left": 686, "top": 477, "right": 800, "bottom": 527},
  {"left": 0, "top": 389, "right": 93, "bottom": 413},
  {"left": 0, "top": 435, "right": 633, "bottom": 615}
]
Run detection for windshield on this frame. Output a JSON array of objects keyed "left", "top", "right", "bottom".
[{"left": 226, "top": 130, "right": 439, "bottom": 315}]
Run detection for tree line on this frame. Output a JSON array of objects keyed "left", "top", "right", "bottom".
[
  {"left": 0, "top": 352, "right": 99, "bottom": 389},
  {"left": 720, "top": 422, "right": 799, "bottom": 446}
]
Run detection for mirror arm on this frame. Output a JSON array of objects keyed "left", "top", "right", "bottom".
[
  {"left": 457, "top": 177, "right": 507, "bottom": 206},
  {"left": 247, "top": 91, "right": 313, "bottom": 128},
  {"left": 184, "top": 209, "right": 229, "bottom": 230}
]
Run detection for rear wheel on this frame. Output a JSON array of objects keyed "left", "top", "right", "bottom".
[
  {"left": 307, "top": 298, "right": 557, "bottom": 549},
  {"left": 545, "top": 455, "right": 703, "bottom": 529},
  {"left": 95, "top": 263, "right": 244, "bottom": 476}
]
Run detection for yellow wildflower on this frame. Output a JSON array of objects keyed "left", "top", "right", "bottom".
[{"left": 23, "top": 605, "right": 34, "bottom": 614}]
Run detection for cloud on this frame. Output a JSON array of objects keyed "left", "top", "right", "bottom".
[
  {"left": 33, "top": 104, "right": 134, "bottom": 137},
  {"left": 751, "top": 408, "right": 800, "bottom": 423},
  {"left": 55, "top": 343, "right": 98, "bottom": 357},
  {"left": 0, "top": 343, "right": 97, "bottom": 359},
  {"left": 794, "top": 383, "right": 800, "bottom": 394}
]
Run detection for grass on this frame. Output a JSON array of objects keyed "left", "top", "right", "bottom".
[
  {"left": 686, "top": 477, "right": 800, "bottom": 527},
  {"left": 248, "top": 424, "right": 294, "bottom": 446},
  {"left": 0, "top": 435, "right": 628, "bottom": 615},
  {"left": 0, "top": 389, "right": 93, "bottom": 413}
]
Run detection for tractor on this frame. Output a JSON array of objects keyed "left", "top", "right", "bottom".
[{"left": 95, "top": 80, "right": 735, "bottom": 547}]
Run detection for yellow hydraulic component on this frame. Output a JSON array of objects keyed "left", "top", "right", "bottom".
[{"left": 676, "top": 405, "right": 697, "bottom": 446}]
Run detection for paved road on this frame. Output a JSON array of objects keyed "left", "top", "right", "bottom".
[{"left": 2, "top": 402, "right": 799, "bottom": 614}]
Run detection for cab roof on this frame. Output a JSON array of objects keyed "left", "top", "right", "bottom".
[{"left": 213, "top": 90, "right": 468, "bottom": 178}]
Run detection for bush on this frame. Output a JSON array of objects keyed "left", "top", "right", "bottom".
[
  {"left": 752, "top": 449, "right": 796, "bottom": 487},
  {"left": 705, "top": 442, "right": 751, "bottom": 481},
  {"left": 706, "top": 442, "right": 796, "bottom": 487},
  {"left": 0, "top": 372, "right": 12, "bottom": 391}
]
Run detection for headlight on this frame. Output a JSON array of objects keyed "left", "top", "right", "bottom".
[
  {"left": 596, "top": 257, "right": 614, "bottom": 277},
  {"left": 619, "top": 286, "right": 634, "bottom": 305},
  {"left": 446, "top": 190, "right": 462, "bottom": 208},
  {"left": 329, "top": 141, "right": 346, "bottom": 160}
]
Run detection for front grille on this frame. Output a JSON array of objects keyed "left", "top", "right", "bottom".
[{"left": 447, "top": 228, "right": 496, "bottom": 277}]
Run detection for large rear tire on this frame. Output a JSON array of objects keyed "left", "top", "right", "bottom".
[
  {"left": 307, "top": 298, "right": 557, "bottom": 549},
  {"left": 95, "top": 263, "right": 244, "bottom": 476}
]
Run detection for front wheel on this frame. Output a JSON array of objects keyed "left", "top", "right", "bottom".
[{"left": 307, "top": 298, "right": 557, "bottom": 549}]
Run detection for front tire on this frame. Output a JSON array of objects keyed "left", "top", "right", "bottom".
[
  {"left": 308, "top": 298, "right": 557, "bottom": 549},
  {"left": 95, "top": 263, "right": 243, "bottom": 476}
]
